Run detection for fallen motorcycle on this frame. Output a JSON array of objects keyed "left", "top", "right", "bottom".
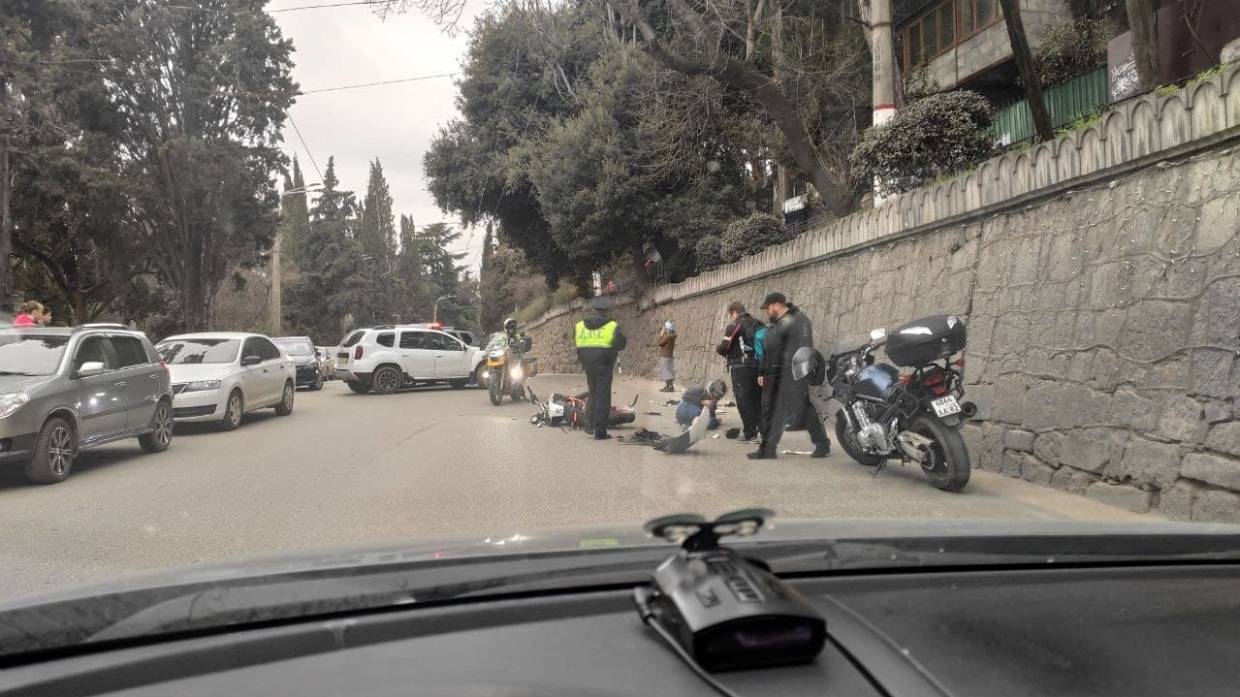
[
  {"left": 793, "top": 314, "right": 976, "bottom": 493},
  {"left": 527, "top": 387, "right": 636, "bottom": 430}
]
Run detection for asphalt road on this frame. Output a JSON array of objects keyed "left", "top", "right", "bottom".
[{"left": 0, "top": 374, "right": 1150, "bottom": 602}]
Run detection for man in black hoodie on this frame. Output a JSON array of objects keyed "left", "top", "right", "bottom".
[
  {"left": 716, "top": 301, "right": 763, "bottom": 442},
  {"left": 575, "top": 296, "right": 628, "bottom": 440},
  {"left": 750, "top": 292, "right": 830, "bottom": 460}
]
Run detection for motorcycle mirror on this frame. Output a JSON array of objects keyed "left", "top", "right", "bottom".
[{"left": 869, "top": 328, "right": 887, "bottom": 343}]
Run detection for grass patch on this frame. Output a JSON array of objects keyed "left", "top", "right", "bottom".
[{"left": 514, "top": 281, "right": 580, "bottom": 323}]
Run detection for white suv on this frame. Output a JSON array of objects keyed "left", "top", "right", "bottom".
[{"left": 334, "top": 326, "right": 486, "bottom": 394}]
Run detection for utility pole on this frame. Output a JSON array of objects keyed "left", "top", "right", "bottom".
[
  {"left": 269, "top": 230, "right": 282, "bottom": 335},
  {"left": 0, "top": 74, "right": 11, "bottom": 311},
  {"left": 869, "top": 0, "right": 897, "bottom": 205}
]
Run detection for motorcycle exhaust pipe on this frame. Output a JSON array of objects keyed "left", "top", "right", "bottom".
[{"left": 960, "top": 401, "right": 978, "bottom": 419}]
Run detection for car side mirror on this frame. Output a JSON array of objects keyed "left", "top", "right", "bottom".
[
  {"left": 241, "top": 354, "right": 263, "bottom": 367},
  {"left": 75, "top": 361, "right": 106, "bottom": 378}
]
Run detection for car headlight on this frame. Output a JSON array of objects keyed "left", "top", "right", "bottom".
[
  {"left": 0, "top": 392, "right": 29, "bottom": 419},
  {"left": 182, "top": 380, "right": 221, "bottom": 392}
]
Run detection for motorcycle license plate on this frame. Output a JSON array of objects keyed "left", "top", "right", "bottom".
[{"left": 931, "top": 395, "right": 962, "bottom": 417}]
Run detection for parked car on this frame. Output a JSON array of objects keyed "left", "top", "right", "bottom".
[
  {"left": 315, "top": 346, "right": 336, "bottom": 381},
  {"left": 0, "top": 324, "right": 173, "bottom": 484},
  {"left": 334, "top": 325, "right": 485, "bottom": 394},
  {"left": 272, "top": 336, "right": 325, "bottom": 391},
  {"left": 407, "top": 323, "right": 479, "bottom": 348},
  {"left": 155, "top": 332, "right": 295, "bottom": 430}
]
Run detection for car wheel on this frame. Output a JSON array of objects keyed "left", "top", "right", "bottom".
[
  {"left": 26, "top": 416, "right": 76, "bottom": 484},
  {"left": 372, "top": 366, "right": 401, "bottom": 395},
  {"left": 309, "top": 375, "right": 323, "bottom": 391},
  {"left": 275, "top": 381, "right": 295, "bottom": 415},
  {"left": 345, "top": 380, "right": 370, "bottom": 394},
  {"left": 138, "top": 400, "right": 174, "bottom": 453},
  {"left": 219, "top": 390, "right": 244, "bottom": 431}
]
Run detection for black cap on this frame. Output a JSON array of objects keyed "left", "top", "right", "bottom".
[
  {"left": 591, "top": 296, "right": 609, "bottom": 311},
  {"left": 760, "top": 292, "right": 787, "bottom": 309}
]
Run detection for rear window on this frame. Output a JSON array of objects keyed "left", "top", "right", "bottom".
[
  {"left": 274, "top": 338, "right": 314, "bottom": 356},
  {"left": 342, "top": 330, "right": 366, "bottom": 347}
]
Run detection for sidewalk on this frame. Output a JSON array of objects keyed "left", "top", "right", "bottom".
[{"left": 524, "top": 373, "right": 1159, "bottom": 523}]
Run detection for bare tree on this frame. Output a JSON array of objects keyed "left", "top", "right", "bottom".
[
  {"left": 606, "top": 0, "right": 852, "bottom": 217},
  {"left": 997, "top": 0, "right": 1054, "bottom": 141}
]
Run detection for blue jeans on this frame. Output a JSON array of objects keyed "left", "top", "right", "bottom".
[{"left": 676, "top": 401, "right": 719, "bottom": 429}]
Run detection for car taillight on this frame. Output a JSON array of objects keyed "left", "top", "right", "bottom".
[{"left": 354, "top": 345, "right": 364, "bottom": 360}]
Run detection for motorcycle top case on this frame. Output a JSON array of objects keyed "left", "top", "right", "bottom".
[{"left": 885, "top": 314, "right": 967, "bottom": 367}]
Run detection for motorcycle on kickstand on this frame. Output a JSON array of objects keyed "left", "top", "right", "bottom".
[
  {"left": 486, "top": 336, "right": 536, "bottom": 406},
  {"left": 793, "top": 314, "right": 977, "bottom": 492}
]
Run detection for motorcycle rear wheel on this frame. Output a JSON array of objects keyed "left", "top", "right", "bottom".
[
  {"left": 834, "top": 411, "right": 887, "bottom": 467},
  {"left": 908, "top": 413, "right": 971, "bottom": 492}
]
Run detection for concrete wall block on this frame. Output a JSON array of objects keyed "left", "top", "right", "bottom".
[
  {"left": 1113, "top": 438, "right": 1182, "bottom": 490},
  {"left": 1086, "top": 481, "right": 1153, "bottom": 513},
  {"left": 1157, "top": 479, "right": 1201, "bottom": 520},
  {"left": 1191, "top": 487, "right": 1240, "bottom": 523},
  {"left": 1181, "top": 452, "right": 1240, "bottom": 492},
  {"left": 1004, "top": 429, "right": 1036, "bottom": 452}
]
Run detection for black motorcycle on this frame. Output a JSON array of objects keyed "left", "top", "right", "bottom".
[{"left": 794, "top": 314, "right": 976, "bottom": 492}]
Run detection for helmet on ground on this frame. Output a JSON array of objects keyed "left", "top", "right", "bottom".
[
  {"left": 791, "top": 346, "right": 825, "bottom": 386},
  {"left": 504, "top": 318, "right": 518, "bottom": 332},
  {"left": 707, "top": 379, "right": 727, "bottom": 399}
]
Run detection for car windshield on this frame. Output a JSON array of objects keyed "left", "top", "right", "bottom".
[
  {"left": 1, "top": 0, "right": 1235, "bottom": 668},
  {"left": 0, "top": 333, "right": 69, "bottom": 376},
  {"left": 275, "top": 339, "right": 314, "bottom": 356},
  {"left": 156, "top": 339, "right": 240, "bottom": 365}
]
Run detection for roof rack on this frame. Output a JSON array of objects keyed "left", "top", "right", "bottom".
[{"left": 74, "top": 323, "right": 131, "bottom": 332}]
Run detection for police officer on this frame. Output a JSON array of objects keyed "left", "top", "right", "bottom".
[
  {"left": 503, "top": 317, "right": 531, "bottom": 352},
  {"left": 575, "top": 296, "right": 628, "bottom": 440}
]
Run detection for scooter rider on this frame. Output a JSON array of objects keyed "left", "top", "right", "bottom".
[{"left": 575, "top": 297, "right": 628, "bottom": 440}]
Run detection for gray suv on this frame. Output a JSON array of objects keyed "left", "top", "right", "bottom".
[{"left": 0, "top": 324, "right": 174, "bottom": 484}]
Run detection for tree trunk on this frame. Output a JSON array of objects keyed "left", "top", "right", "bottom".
[
  {"left": 998, "top": 0, "right": 1055, "bottom": 142},
  {"left": 1125, "top": 0, "right": 1160, "bottom": 90},
  {"left": 0, "top": 75, "right": 11, "bottom": 313}
]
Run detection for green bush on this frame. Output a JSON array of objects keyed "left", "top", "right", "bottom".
[
  {"left": 849, "top": 90, "right": 994, "bottom": 196},
  {"left": 1030, "top": 18, "right": 1111, "bottom": 88},
  {"left": 694, "top": 234, "right": 723, "bottom": 271},
  {"left": 720, "top": 213, "right": 793, "bottom": 263}
]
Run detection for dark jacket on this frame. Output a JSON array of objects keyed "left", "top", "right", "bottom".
[
  {"left": 760, "top": 304, "right": 813, "bottom": 382},
  {"left": 576, "top": 310, "right": 627, "bottom": 369},
  {"left": 716, "top": 313, "right": 761, "bottom": 366}
]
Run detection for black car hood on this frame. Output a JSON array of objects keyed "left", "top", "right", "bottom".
[{"left": 2, "top": 519, "right": 1239, "bottom": 662}]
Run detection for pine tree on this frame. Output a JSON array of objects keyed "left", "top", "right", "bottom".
[
  {"left": 282, "top": 157, "right": 312, "bottom": 265},
  {"left": 417, "top": 222, "right": 468, "bottom": 327},
  {"left": 285, "top": 157, "right": 368, "bottom": 343},
  {"left": 394, "top": 214, "right": 428, "bottom": 322},
  {"left": 357, "top": 159, "right": 396, "bottom": 269}
]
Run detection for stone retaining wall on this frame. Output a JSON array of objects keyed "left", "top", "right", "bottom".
[{"left": 524, "top": 65, "right": 1240, "bottom": 522}]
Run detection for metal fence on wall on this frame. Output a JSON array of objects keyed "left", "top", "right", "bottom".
[{"left": 992, "top": 68, "right": 1109, "bottom": 146}]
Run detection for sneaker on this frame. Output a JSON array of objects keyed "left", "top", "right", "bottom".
[
  {"left": 594, "top": 431, "right": 613, "bottom": 441},
  {"left": 747, "top": 450, "right": 777, "bottom": 460},
  {"left": 811, "top": 444, "right": 831, "bottom": 458}
]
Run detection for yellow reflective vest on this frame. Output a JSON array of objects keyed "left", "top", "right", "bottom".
[{"left": 575, "top": 320, "right": 618, "bottom": 348}]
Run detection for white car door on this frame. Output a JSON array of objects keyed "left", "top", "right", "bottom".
[
  {"left": 255, "top": 337, "right": 289, "bottom": 402},
  {"left": 239, "top": 337, "right": 275, "bottom": 407},
  {"left": 429, "top": 333, "right": 470, "bottom": 378},
  {"left": 397, "top": 330, "right": 436, "bottom": 380}
]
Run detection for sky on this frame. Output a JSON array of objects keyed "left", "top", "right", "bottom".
[{"left": 271, "top": 2, "right": 486, "bottom": 270}]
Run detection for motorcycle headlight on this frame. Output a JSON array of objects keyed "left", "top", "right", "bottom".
[
  {"left": 0, "top": 392, "right": 30, "bottom": 419},
  {"left": 510, "top": 365, "right": 524, "bottom": 380},
  {"left": 182, "top": 380, "right": 222, "bottom": 393}
]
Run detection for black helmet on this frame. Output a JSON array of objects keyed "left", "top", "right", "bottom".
[
  {"left": 504, "top": 318, "right": 517, "bottom": 332},
  {"left": 707, "top": 379, "right": 728, "bottom": 399},
  {"left": 791, "top": 346, "right": 826, "bottom": 386}
]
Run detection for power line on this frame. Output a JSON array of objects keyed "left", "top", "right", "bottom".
[
  {"left": 298, "top": 72, "right": 456, "bottom": 95},
  {"left": 287, "top": 112, "right": 324, "bottom": 184},
  {"left": 269, "top": 0, "right": 389, "bottom": 12}
]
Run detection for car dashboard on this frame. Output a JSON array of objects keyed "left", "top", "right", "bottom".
[{"left": 4, "top": 562, "right": 1239, "bottom": 697}]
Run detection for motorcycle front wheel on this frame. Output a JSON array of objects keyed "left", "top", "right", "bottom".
[
  {"left": 908, "top": 413, "right": 971, "bottom": 492},
  {"left": 489, "top": 376, "right": 504, "bottom": 406},
  {"left": 834, "top": 411, "right": 887, "bottom": 467}
]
